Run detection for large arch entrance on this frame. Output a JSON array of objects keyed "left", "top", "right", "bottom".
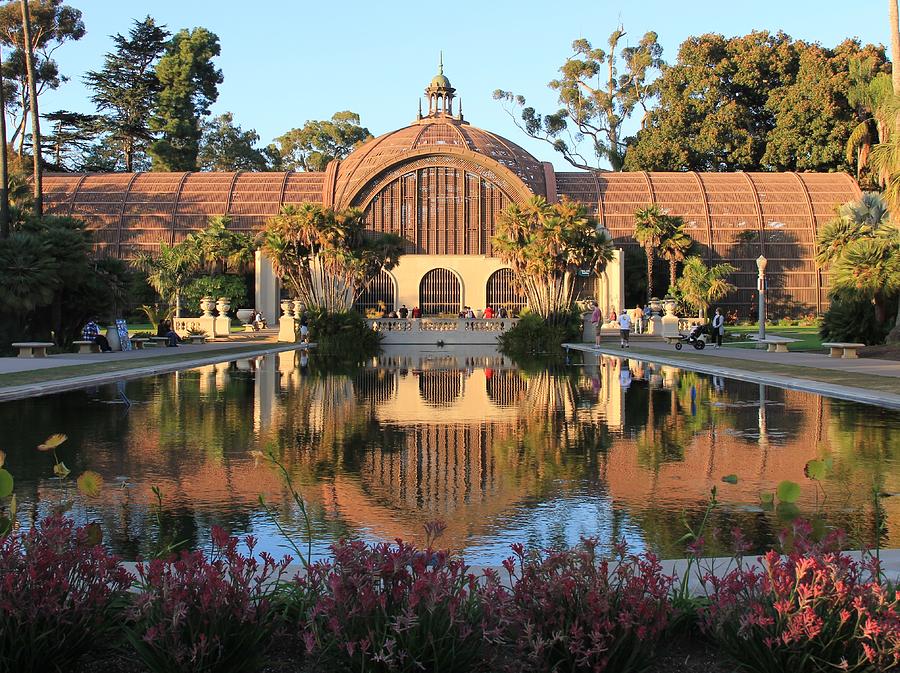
[
  {"left": 486, "top": 268, "right": 525, "bottom": 312},
  {"left": 419, "top": 268, "right": 461, "bottom": 316},
  {"left": 354, "top": 269, "right": 395, "bottom": 315}
]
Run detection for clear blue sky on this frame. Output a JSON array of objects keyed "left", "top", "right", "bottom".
[{"left": 39, "top": 0, "right": 888, "bottom": 170}]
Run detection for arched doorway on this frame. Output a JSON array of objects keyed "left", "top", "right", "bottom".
[
  {"left": 486, "top": 268, "right": 526, "bottom": 312},
  {"left": 354, "top": 269, "right": 395, "bottom": 315},
  {"left": 419, "top": 268, "right": 461, "bottom": 316}
]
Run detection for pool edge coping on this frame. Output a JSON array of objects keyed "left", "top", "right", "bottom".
[
  {"left": 563, "top": 343, "right": 900, "bottom": 410},
  {"left": 0, "top": 343, "right": 311, "bottom": 403}
]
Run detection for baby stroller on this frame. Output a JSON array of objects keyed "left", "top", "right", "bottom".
[{"left": 674, "top": 323, "right": 709, "bottom": 350}]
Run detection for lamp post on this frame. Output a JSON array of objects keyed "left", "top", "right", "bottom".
[{"left": 756, "top": 255, "right": 767, "bottom": 344}]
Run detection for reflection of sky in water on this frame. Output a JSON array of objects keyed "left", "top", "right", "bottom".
[{"left": 1, "top": 349, "right": 899, "bottom": 563}]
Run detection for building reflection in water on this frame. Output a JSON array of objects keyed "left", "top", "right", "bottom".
[{"left": 1, "top": 346, "right": 898, "bottom": 563}]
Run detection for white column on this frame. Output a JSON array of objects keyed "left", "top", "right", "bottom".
[
  {"left": 255, "top": 250, "right": 279, "bottom": 326},
  {"left": 607, "top": 249, "right": 624, "bottom": 315}
]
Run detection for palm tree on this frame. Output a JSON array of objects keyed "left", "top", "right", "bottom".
[
  {"left": 658, "top": 216, "right": 692, "bottom": 291},
  {"left": 186, "top": 216, "right": 255, "bottom": 276},
  {"left": 633, "top": 205, "right": 670, "bottom": 302},
  {"left": 675, "top": 256, "right": 736, "bottom": 318},
  {"left": 493, "top": 196, "right": 615, "bottom": 323},
  {"left": 845, "top": 58, "right": 894, "bottom": 181},
  {"left": 817, "top": 192, "right": 900, "bottom": 334},
  {"left": 132, "top": 243, "right": 194, "bottom": 317}
]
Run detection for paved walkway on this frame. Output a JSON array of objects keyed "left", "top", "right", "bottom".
[
  {"left": 0, "top": 329, "right": 279, "bottom": 374},
  {"left": 564, "top": 341, "right": 900, "bottom": 409}
]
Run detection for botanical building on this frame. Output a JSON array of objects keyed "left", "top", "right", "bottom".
[{"left": 43, "top": 65, "right": 861, "bottom": 320}]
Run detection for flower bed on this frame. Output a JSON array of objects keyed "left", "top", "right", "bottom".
[{"left": 1, "top": 516, "right": 897, "bottom": 673}]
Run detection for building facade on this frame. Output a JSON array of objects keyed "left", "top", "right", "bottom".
[{"left": 43, "top": 65, "right": 861, "bottom": 320}]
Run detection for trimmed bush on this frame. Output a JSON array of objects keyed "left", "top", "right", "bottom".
[
  {"left": 308, "top": 309, "right": 382, "bottom": 358},
  {"left": 498, "top": 310, "right": 581, "bottom": 359},
  {"left": 0, "top": 516, "right": 133, "bottom": 673},
  {"left": 821, "top": 297, "right": 897, "bottom": 346}
]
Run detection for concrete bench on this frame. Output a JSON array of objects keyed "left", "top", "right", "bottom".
[
  {"left": 73, "top": 340, "right": 100, "bottom": 354},
  {"left": 130, "top": 338, "right": 148, "bottom": 350},
  {"left": 822, "top": 342, "right": 866, "bottom": 359},
  {"left": 12, "top": 342, "right": 55, "bottom": 358},
  {"left": 756, "top": 336, "right": 801, "bottom": 353},
  {"left": 187, "top": 334, "right": 207, "bottom": 344},
  {"left": 148, "top": 337, "right": 170, "bottom": 347}
]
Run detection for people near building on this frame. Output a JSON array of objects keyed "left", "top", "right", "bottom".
[
  {"left": 619, "top": 360, "right": 633, "bottom": 390},
  {"left": 483, "top": 306, "right": 494, "bottom": 319},
  {"left": 465, "top": 306, "right": 475, "bottom": 319},
  {"left": 711, "top": 307, "right": 725, "bottom": 349},
  {"left": 387, "top": 309, "right": 398, "bottom": 319},
  {"left": 498, "top": 306, "right": 508, "bottom": 319},
  {"left": 398, "top": 305, "right": 409, "bottom": 319},
  {"left": 157, "top": 320, "right": 179, "bottom": 347},
  {"left": 253, "top": 310, "right": 266, "bottom": 331},
  {"left": 81, "top": 320, "right": 112, "bottom": 352},
  {"left": 631, "top": 305, "right": 642, "bottom": 334},
  {"left": 609, "top": 308, "right": 618, "bottom": 324},
  {"left": 590, "top": 302, "right": 602, "bottom": 346},
  {"left": 300, "top": 312, "right": 310, "bottom": 343},
  {"left": 617, "top": 310, "right": 632, "bottom": 348},
  {"left": 411, "top": 306, "right": 421, "bottom": 319},
  {"left": 156, "top": 320, "right": 169, "bottom": 338}
]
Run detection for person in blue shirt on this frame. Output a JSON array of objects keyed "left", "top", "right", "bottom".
[{"left": 82, "top": 320, "right": 112, "bottom": 352}]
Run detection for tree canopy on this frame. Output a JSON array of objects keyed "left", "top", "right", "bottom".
[
  {"left": 623, "top": 32, "right": 887, "bottom": 172},
  {"left": 198, "top": 112, "right": 270, "bottom": 171},
  {"left": 270, "top": 111, "right": 372, "bottom": 172},
  {"left": 494, "top": 29, "right": 662, "bottom": 171},
  {"left": 83, "top": 16, "right": 170, "bottom": 172},
  {"left": 149, "top": 27, "right": 222, "bottom": 171}
]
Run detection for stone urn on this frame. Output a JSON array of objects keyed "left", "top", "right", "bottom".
[
  {"left": 663, "top": 297, "right": 677, "bottom": 316},
  {"left": 293, "top": 299, "right": 304, "bottom": 317},
  {"left": 216, "top": 297, "right": 231, "bottom": 316},
  {"left": 236, "top": 308, "right": 255, "bottom": 325},
  {"left": 649, "top": 297, "right": 662, "bottom": 315},
  {"left": 200, "top": 296, "right": 216, "bottom": 317},
  {"left": 280, "top": 300, "right": 294, "bottom": 318}
]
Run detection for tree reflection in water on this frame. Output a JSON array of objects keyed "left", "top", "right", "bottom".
[{"left": 0, "top": 349, "right": 898, "bottom": 562}]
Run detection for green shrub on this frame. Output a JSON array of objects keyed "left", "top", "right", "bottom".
[
  {"left": 820, "top": 298, "right": 896, "bottom": 346},
  {"left": 498, "top": 311, "right": 581, "bottom": 360},
  {"left": 309, "top": 309, "right": 382, "bottom": 359},
  {"left": 181, "top": 275, "right": 248, "bottom": 316}
]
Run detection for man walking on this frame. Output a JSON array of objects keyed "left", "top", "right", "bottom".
[{"left": 617, "top": 310, "right": 632, "bottom": 348}]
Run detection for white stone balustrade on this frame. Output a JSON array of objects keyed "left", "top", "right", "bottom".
[{"left": 367, "top": 318, "right": 519, "bottom": 344}]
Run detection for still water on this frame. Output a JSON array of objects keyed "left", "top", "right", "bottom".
[{"left": 1, "top": 346, "right": 898, "bottom": 563}]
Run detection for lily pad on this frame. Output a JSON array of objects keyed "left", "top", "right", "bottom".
[
  {"left": 77, "top": 471, "right": 103, "bottom": 498},
  {"left": 776, "top": 502, "right": 801, "bottom": 521},
  {"left": 721, "top": 474, "right": 738, "bottom": 485},
  {"left": 804, "top": 459, "right": 827, "bottom": 481},
  {"left": 759, "top": 491, "right": 774, "bottom": 505},
  {"left": 53, "top": 462, "right": 71, "bottom": 479},
  {"left": 0, "top": 469, "right": 12, "bottom": 498},
  {"left": 776, "top": 480, "right": 801, "bottom": 504}
]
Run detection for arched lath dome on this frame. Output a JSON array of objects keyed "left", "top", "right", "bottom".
[{"left": 331, "top": 117, "right": 548, "bottom": 209}]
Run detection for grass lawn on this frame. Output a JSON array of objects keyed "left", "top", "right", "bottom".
[{"left": 725, "top": 325, "right": 823, "bottom": 351}]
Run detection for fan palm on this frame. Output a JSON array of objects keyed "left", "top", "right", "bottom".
[
  {"left": 633, "top": 205, "right": 670, "bottom": 301},
  {"left": 132, "top": 243, "right": 194, "bottom": 317},
  {"left": 658, "top": 217, "right": 693, "bottom": 290},
  {"left": 0, "top": 232, "right": 58, "bottom": 312},
  {"left": 675, "top": 256, "right": 736, "bottom": 318},
  {"left": 494, "top": 196, "right": 614, "bottom": 323}
]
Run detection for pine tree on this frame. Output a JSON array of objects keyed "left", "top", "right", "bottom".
[
  {"left": 148, "top": 27, "right": 222, "bottom": 171},
  {"left": 84, "top": 16, "right": 169, "bottom": 172}
]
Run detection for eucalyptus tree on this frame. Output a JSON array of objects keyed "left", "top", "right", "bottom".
[
  {"left": 259, "top": 204, "right": 404, "bottom": 312},
  {"left": 675, "top": 256, "right": 736, "bottom": 318},
  {"left": 493, "top": 196, "right": 615, "bottom": 323}
]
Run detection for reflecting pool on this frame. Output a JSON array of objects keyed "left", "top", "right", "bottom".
[{"left": 1, "top": 346, "right": 899, "bottom": 564}]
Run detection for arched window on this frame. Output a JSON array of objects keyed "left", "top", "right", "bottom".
[
  {"left": 354, "top": 269, "right": 395, "bottom": 315},
  {"left": 418, "top": 370, "right": 463, "bottom": 407},
  {"left": 419, "top": 268, "right": 461, "bottom": 316},
  {"left": 486, "top": 268, "right": 525, "bottom": 311}
]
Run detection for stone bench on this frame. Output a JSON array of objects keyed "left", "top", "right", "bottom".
[
  {"left": 12, "top": 342, "right": 55, "bottom": 358},
  {"left": 822, "top": 342, "right": 866, "bottom": 359},
  {"left": 188, "top": 334, "right": 207, "bottom": 344},
  {"left": 756, "top": 336, "right": 801, "bottom": 353},
  {"left": 148, "top": 337, "right": 170, "bottom": 347},
  {"left": 73, "top": 340, "right": 100, "bottom": 354},
  {"left": 130, "top": 337, "right": 148, "bottom": 350}
]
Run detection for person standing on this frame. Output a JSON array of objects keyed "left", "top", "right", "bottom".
[
  {"left": 711, "top": 308, "right": 725, "bottom": 349},
  {"left": 398, "top": 305, "right": 408, "bottom": 319},
  {"left": 300, "top": 312, "right": 310, "bottom": 343},
  {"left": 591, "top": 302, "right": 602, "bottom": 346},
  {"left": 617, "top": 310, "right": 633, "bottom": 348},
  {"left": 631, "top": 305, "right": 643, "bottom": 334}
]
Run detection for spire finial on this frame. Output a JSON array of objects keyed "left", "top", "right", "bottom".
[{"left": 439, "top": 51, "right": 443, "bottom": 75}]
